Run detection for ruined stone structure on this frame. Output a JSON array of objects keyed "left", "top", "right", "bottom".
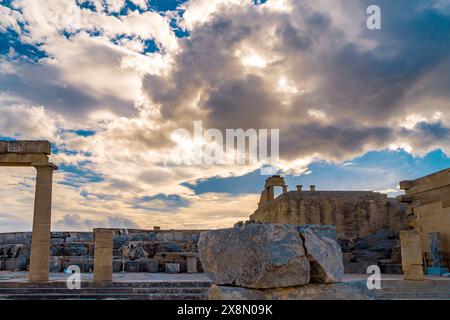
[
  {"left": 0, "top": 140, "right": 57, "bottom": 282},
  {"left": 398, "top": 168, "right": 450, "bottom": 272},
  {"left": 93, "top": 229, "right": 113, "bottom": 283},
  {"left": 0, "top": 229, "right": 205, "bottom": 274},
  {"left": 249, "top": 176, "right": 408, "bottom": 273},
  {"left": 400, "top": 230, "right": 424, "bottom": 281}
]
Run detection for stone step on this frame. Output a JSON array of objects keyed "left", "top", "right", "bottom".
[
  {"left": 0, "top": 281, "right": 212, "bottom": 289},
  {"left": 0, "top": 287, "right": 209, "bottom": 295},
  {"left": 0, "top": 293, "right": 207, "bottom": 300},
  {"left": 376, "top": 294, "right": 450, "bottom": 300}
]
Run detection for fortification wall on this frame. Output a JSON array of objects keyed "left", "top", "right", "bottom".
[{"left": 250, "top": 191, "right": 405, "bottom": 240}]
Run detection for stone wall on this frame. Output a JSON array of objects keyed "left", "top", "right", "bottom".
[
  {"left": 399, "top": 168, "right": 450, "bottom": 268},
  {"left": 0, "top": 229, "right": 207, "bottom": 273},
  {"left": 250, "top": 191, "right": 405, "bottom": 240},
  {"left": 248, "top": 179, "right": 409, "bottom": 273}
]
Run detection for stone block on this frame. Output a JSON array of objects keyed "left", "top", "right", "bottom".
[
  {"left": 66, "top": 232, "right": 94, "bottom": 243},
  {"left": 207, "top": 281, "right": 375, "bottom": 300},
  {"left": 298, "top": 225, "right": 344, "bottom": 283},
  {"left": 140, "top": 258, "right": 159, "bottom": 273},
  {"left": 298, "top": 224, "right": 337, "bottom": 241},
  {"left": 163, "top": 233, "right": 174, "bottom": 242},
  {"left": 0, "top": 233, "right": 32, "bottom": 245},
  {"left": 191, "top": 233, "right": 200, "bottom": 242},
  {"left": 165, "top": 263, "right": 180, "bottom": 273},
  {"left": 174, "top": 232, "right": 185, "bottom": 242},
  {"left": 0, "top": 140, "right": 6, "bottom": 153},
  {"left": 400, "top": 180, "right": 413, "bottom": 190},
  {"left": 129, "top": 233, "right": 146, "bottom": 242},
  {"left": 4, "top": 140, "right": 51, "bottom": 155},
  {"left": 63, "top": 243, "right": 89, "bottom": 256},
  {"left": 49, "top": 257, "right": 61, "bottom": 272},
  {"left": 147, "top": 232, "right": 157, "bottom": 241},
  {"left": 5, "top": 258, "right": 28, "bottom": 271},
  {"left": 198, "top": 224, "right": 310, "bottom": 288},
  {"left": 125, "top": 260, "right": 141, "bottom": 272},
  {"left": 93, "top": 230, "right": 113, "bottom": 283},
  {"left": 187, "top": 257, "right": 198, "bottom": 273},
  {"left": 113, "top": 258, "right": 125, "bottom": 273},
  {"left": 113, "top": 233, "right": 129, "bottom": 246},
  {"left": 154, "top": 252, "right": 198, "bottom": 272},
  {"left": 404, "top": 264, "right": 424, "bottom": 281},
  {"left": 400, "top": 230, "right": 423, "bottom": 267}
]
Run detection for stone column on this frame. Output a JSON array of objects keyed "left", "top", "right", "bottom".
[
  {"left": 29, "top": 164, "right": 56, "bottom": 283},
  {"left": 93, "top": 230, "right": 113, "bottom": 283},
  {"left": 400, "top": 230, "right": 424, "bottom": 281},
  {"left": 282, "top": 185, "right": 288, "bottom": 193}
]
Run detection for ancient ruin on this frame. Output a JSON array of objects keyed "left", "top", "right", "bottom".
[
  {"left": 200, "top": 223, "right": 374, "bottom": 300},
  {"left": 398, "top": 168, "right": 450, "bottom": 275},
  {"left": 250, "top": 176, "right": 408, "bottom": 273},
  {"left": 0, "top": 140, "right": 57, "bottom": 282},
  {"left": 1, "top": 142, "right": 450, "bottom": 299}
]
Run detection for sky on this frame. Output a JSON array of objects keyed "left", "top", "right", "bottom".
[{"left": 1, "top": 0, "right": 450, "bottom": 232}]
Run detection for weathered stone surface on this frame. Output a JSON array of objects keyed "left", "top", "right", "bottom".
[
  {"left": 155, "top": 252, "right": 199, "bottom": 272},
  {"left": 198, "top": 224, "right": 310, "bottom": 288},
  {"left": 125, "top": 260, "right": 141, "bottom": 272},
  {"left": 113, "top": 258, "right": 125, "bottom": 272},
  {"left": 165, "top": 263, "right": 180, "bottom": 273},
  {"left": 140, "top": 258, "right": 159, "bottom": 273},
  {"left": 65, "top": 232, "right": 94, "bottom": 243},
  {"left": 207, "top": 281, "right": 375, "bottom": 300},
  {"left": 1, "top": 140, "right": 51, "bottom": 155},
  {"left": 0, "top": 229, "right": 206, "bottom": 273},
  {"left": 400, "top": 230, "right": 424, "bottom": 281},
  {"left": 63, "top": 243, "right": 89, "bottom": 256},
  {"left": 49, "top": 257, "right": 61, "bottom": 272},
  {"left": 298, "top": 225, "right": 337, "bottom": 240},
  {"left": 5, "top": 258, "right": 28, "bottom": 271},
  {"left": 298, "top": 225, "right": 344, "bottom": 283},
  {"left": 0, "top": 233, "right": 32, "bottom": 245},
  {"left": 187, "top": 258, "right": 198, "bottom": 273}
]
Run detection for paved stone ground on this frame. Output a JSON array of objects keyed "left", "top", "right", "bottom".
[
  {"left": 1, "top": 271, "right": 448, "bottom": 283},
  {"left": 0, "top": 271, "right": 212, "bottom": 283}
]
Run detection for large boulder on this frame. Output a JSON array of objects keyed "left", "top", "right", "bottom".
[
  {"left": 198, "top": 224, "right": 310, "bottom": 288},
  {"left": 207, "top": 281, "right": 375, "bottom": 300},
  {"left": 298, "top": 225, "right": 344, "bottom": 283}
]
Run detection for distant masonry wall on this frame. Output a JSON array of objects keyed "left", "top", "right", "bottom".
[
  {"left": 249, "top": 176, "right": 408, "bottom": 273},
  {"left": 250, "top": 189, "right": 406, "bottom": 241}
]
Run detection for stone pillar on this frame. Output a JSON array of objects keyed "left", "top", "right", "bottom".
[
  {"left": 400, "top": 230, "right": 424, "bottom": 281},
  {"left": 93, "top": 230, "right": 113, "bottom": 283},
  {"left": 282, "top": 185, "right": 288, "bottom": 193},
  {"left": 296, "top": 185, "right": 303, "bottom": 192},
  {"left": 29, "top": 164, "right": 56, "bottom": 283},
  {"left": 310, "top": 185, "right": 316, "bottom": 192}
]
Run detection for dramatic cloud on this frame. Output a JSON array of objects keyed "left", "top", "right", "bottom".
[{"left": 1, "top": 0, "right": 449, "bottom": 230}]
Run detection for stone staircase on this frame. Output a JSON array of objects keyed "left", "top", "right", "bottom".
[
  {"left": 375, "top": 280, "right": 450, "bottom": 300},
  {"left": 0, "top": 280, "right": 212, "bottom": 300}
]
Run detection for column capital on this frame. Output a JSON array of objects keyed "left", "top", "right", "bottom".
[{"left": 32, "top": 162, "right": 58, "bottom": 170}]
